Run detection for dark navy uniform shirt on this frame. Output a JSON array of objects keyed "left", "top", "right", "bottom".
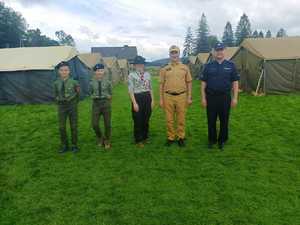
[{"left": 200, "top": 60, "right": 240, "bottom": 92}]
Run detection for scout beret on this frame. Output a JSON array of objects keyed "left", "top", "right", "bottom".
[{"left": 93, "top": 63, "right": 105, "bottom": 71}]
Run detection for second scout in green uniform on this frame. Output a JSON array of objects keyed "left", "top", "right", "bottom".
[
  {"left": 90, "top": 63, "right": 112, "bottom": 149},
  {"left": 54, "top": 61, "right": 80, "bottom": 153}
]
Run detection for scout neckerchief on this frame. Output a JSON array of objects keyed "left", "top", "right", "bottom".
[
  {"left": 98, "top": 80, "right": 102, "bottom": 97},
  {"left": 62, "top": 78, "right": 67, "bottom": 98}
]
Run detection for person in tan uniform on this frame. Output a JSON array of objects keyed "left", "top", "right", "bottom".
[{"left": 159, "top": 45, "right": 193, "bottom": 147}]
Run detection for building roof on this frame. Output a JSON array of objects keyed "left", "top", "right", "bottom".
[
  {"left": 91, "top": 45, "right": 137, "bottom": 60},
  {"left": 0, "top": 46, "right": 79, "bottom": 72},
  {"left": 239, "top": 37, "right": 300, "bottom": 60}
]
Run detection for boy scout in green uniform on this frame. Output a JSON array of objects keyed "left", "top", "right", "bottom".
[
  {"left": 54, "top": 61, "right": 80, "bottom": 153},
  {"left": 90, "top": 63, "right": 112, "bottom": 149}
]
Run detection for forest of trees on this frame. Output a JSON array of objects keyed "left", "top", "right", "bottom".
[
  {"left": 182, "top": 13, "right": 288, "bottom": 57},
  {"left": 0, "top": 2, "right": 75, "bottom": 48}
]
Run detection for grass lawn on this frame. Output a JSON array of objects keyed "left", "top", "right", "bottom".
[{"left": 0, "top": 77, "right": 299, "bottom": 225}]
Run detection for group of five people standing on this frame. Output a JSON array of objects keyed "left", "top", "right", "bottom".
[{"left": 53, "top": 42, "right": 240, "bottom": 153}]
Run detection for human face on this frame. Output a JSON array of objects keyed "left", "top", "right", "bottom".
[
  {"left": 58, "top": 66, "right": 70, "bottom": 80},
  {"left": 134, "top": 64, "right": 145, "bottom": 73},
  {"left": 215, "top": 49, "right": 225, "bottom": 61},
  {"left": 95, "top": 69, "right": 105, "bottom": 79},
  {"left": 170, "top": 51, "right": 180, "bottom": 63}
]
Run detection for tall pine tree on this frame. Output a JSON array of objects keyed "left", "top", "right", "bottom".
[
  {"left": 235, "top": 13, "right": 252, "bottom": 45},
  {"left": 222, "top": 22, "right": 234, "bottom": 47},
  {"left": 276, "top": 28, "right": 287, "bottom": 37},
  {"left": 194, "top": 13, "right": 210, "bottom": 53},
  {"left": 266, "top": 30, "right": 272, "bottom": 38},
  {"left": 183, "top": 26, "right": 194, "bottom": 57},
  {"left": 258, "top": 31, "right": 264, "bottom": 38},
  {"left": 252, "top": 30, "right": 259, "bottom": 38},
  {"left": 208, "top": 35, "right": 219, "bottom": 50}
]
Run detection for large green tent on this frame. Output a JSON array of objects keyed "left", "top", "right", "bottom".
[
  {"left": 117, "top": 59, "right": 130, "bottom": 82},
  {"left": 231, "top": 37, "right": 300, "bottom": 94},
  {"left": 103, "top": 57, "right": 122, "bottom": 84},
  {"left": 0, "top": 46, "right": 90, "bottom": 104}
]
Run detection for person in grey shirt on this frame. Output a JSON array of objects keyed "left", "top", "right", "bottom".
[{"left": 128, "top": 56, "right": 154, "bottom": 147}]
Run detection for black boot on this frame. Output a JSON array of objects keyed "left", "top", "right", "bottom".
[
  {"left": 59, "top": 145, "right": 68, "bottom": 154},
  {"left": 218, "top": 143, "right": 225, "bottom": 151},
  {"left": 178, "top": 139, "right": 186, "bottom": 147},
  {"left": 165, "top": 139, "right": 175, "bottom": 147},
  {"left": 71, "top": 146, "right": 79, "bottom": 153}
]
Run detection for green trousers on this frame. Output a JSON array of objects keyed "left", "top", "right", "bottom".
[
  {"left": 58, "top": 101, "right": 78, "bottom": 147},
  {"left": 92, "top": 99, "right": 111, "bottom": 144}
]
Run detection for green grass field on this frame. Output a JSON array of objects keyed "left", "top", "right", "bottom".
[{"left": 0, "top": 77, "right": 299, "bottom": 225}]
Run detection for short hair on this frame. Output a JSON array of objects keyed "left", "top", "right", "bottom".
[{"left": 56, "top": 61, "right": 70, "bottom": 69}]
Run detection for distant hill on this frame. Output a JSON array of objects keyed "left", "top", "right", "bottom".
[
  {"left": 146, "top": 58, "right": 169, "bottom": 67},
  {"left": 146, "top": 57, "right": 189, "bottom": 67}
]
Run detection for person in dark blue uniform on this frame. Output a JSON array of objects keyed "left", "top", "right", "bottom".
[{"left": 200, "top": 42, "right": 240, "bottom": 150}]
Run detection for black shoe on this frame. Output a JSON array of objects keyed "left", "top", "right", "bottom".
[
  {"left": 165, "top": 140, "right": 175, "bottom": 147},
  {"left": 178, "top": 139, "right": 185, "bottom": 147},
  {"left": 59, "top": 146, "right": 68, "bottom": 154},
  {"left": 208, "top": 143, "right": 214, "bottom": 149},
  {"left": 71, "top": 146, "right": 79, "bottom": 153},
  {"left": 208, "top": 141, "right": 216, "bottom": 149},
  {"left": 218, "top": 143, "right": 225, "bottom": 151}
]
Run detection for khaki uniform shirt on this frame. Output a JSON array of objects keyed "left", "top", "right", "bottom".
[{"left": 160, "top": 62, "right": 192, "bottom": 93}]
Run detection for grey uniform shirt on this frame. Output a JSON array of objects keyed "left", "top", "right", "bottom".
[{"left": 128, "top": 71, "right": 152, "bottom": 94}]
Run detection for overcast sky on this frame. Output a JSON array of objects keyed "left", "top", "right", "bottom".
[{"left": 3, "top": 0, "right": 300, "bottom": 60}]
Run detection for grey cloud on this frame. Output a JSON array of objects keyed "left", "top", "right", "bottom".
[{"left": 78, "top": 26, "right": 99, "bottom": 40}]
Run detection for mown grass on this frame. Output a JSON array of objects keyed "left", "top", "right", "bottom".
[{"left": 0, "top": 76, "right": 299, "bottom": 225}]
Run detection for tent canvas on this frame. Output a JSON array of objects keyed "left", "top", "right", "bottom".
[
  {"left": 117, "top": 59, "right": 129, "bottom": 82},
  {"left": 0, "top": 46, "right": 90, "bottom": 104},
  {"left": 103, "top": 57, "right": 121, "bottom": 84},
  {"left": 207, "top": 47, "right": 239, "bottom": 62},
  {"left": 188, "top": 56, "right": 197, "bottom": 65},
  {"left": 231, "top": 37, "right": 300, "bottom": 94},
  {"left": 78, "top": 53, "right": 103, "bottom": 70},
  {"left": 195, "top": 53, "right": 210, "bottom": 65},
  {"left": 189, "top": 53, "right": 209, "bottom": 79}
]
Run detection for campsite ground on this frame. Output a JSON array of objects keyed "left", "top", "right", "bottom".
[{"left": 0, "top": 76, "right": 299, "bottom": 225}]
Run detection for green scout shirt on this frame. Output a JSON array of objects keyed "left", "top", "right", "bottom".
[
  {"left": 90, "top": 77, "right": 112, "bottom": 99},
  {"left": 54, "top": 77, "right": 79, "bottom": 103}
]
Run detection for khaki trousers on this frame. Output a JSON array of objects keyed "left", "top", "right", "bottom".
[{"left": 164, "top": 93, "right": 187, "bottom": 140}]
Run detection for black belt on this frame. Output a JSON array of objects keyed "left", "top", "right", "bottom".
[
  {"left": 205, "top": 89, "right": 230, "bottom": 96},
  {"left": 165, "top": 91, "right": 186, "bottom": 96},
  {"left": 57, "top": 97, "right": 78, "bottom": 105},
  {"left": 134, "top": 91, "right": 150, "bottom": 95},
  {"left": 93, "top": 97, "right": 109, "bottom": 101}
]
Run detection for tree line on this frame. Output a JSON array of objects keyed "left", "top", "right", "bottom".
[
  {"left": 183, "top": 13, "right": 288, "bottom": 57},
  {"left": 0, "top": 2, "right": 75, "bottom": 48}
]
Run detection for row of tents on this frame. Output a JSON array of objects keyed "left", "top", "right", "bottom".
[
  {"left": 189, "top": 37, "right": 300, "bottom": 94},
  {"left": 0, "top": 46, "right": 131, "bottom": 104}
]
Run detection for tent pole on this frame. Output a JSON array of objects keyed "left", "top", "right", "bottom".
[{"left": 255, "top": 68, "right": 264, "bottom": 96}]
